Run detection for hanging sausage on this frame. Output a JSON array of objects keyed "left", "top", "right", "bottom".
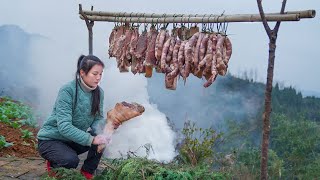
[{"left": 107, "top": 22, "right": 233, "bottom": 90}]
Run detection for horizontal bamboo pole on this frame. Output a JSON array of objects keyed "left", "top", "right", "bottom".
[
  {"left": 81, "top": 10, "right": 316, "bottom": 19},
  {"left": 80, "top": 13, "right": 301, "bottom": 23},
  {"left": 270, "top": 10, "right": 316, "bottom": 18}
]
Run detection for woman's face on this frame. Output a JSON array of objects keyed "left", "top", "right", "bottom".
[{"left": 80, "top": 64, "right": 104, "bottom": 88}]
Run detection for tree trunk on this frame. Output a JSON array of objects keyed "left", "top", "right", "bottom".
[
  {"left": 261, "top": 35, "right": 277, "bottom": 180},
  {"left": 256, "top": 1, "right": 287, "bottom": 179}
]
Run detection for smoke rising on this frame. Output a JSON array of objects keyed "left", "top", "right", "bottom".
[
  {"left": 0, "top": 24, "right": 176, "bottom": 162},
  {"left": 0, "top": 25, "right": 38, "bottom": 103},
  {"left": 100, "top": 64, "right": 176, "bottom": 161},
  {"left": 147, "top": 72, "right": 265, "bottom": 131},
  {"left": 105, "top": 103, "right": 176, "bottom": 161},
  {"left": 28, "top": 35, "right": 76, "bottom": 117}
]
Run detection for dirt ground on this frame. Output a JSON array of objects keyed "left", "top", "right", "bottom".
[
  {"left": 0, "top": 98, "right": 108, "bottom": 179},
  {"left": 0, "top": 122, "right": 39, "bottom": 158}
]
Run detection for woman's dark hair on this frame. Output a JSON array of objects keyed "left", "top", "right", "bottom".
[{"left": 74, "top": 54, "right": 105, "bottom": 116}]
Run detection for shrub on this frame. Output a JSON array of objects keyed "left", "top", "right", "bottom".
[
  {"left": 0, "top": 135, "right": 13, "bottom": 149},
  {"left": 177, "top": 121, "right": 223, "bottom": 166}
]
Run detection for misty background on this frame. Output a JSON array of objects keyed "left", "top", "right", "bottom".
[{"left": 0, "top": 0, "right": 319, "bottom": 161}]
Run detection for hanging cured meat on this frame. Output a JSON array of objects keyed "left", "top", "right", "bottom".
[
  {"left": 97, "top": 102, "right": 145, "bottom": 153},
  {"left": 107, "top": 24, "right": 233, "bottom": 89},
  {"left": 145, "top": 26, "right": 158, "bottom": 77}
]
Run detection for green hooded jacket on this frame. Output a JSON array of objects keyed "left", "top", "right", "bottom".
[{"left": 37, "top": 80, "right": 104, "bottom": 146}]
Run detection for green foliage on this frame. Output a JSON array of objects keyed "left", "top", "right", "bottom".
[
  {"left": 0, "top": 96, "right": 37, "bottom": 128},
  {"left": 178, "top": 121, "right": 223, "bottom": 166},
  {"left": 10, "top": 120, "right": 21, "bottom": 129},
  {"left": 219, "top": 81, "right": 320, "bottom": 178},
  {"left": 270, "top": 113, "right": 320, "bottom": 178},
  {"left": 233, "top": 147, "right": 283, "bottom": 179},
  {"left": 20, "top": 129, "right": 34, "bottom": 139},
  {"left": 226, "top": 112, "right": 320, "bottom": 179},
  {"left": 272, "top": 84, "right": 320, "bottom": 122},
  {"left": 41, "top": 167, "right": 86, "bottom": 180},
  {"left": 95, "top": 158, "right": 231, "bottom": 180},
  {"left": 94, "top": 123, "right": 229, "bottom": 179},
  {"left": 222, "top": 117, "right": 261, "bottom": 150},
  {"left": 0, "top": 135, "right": 13, "bottom": 149},
  {"left": 0, "top": 96, "right": 37, "bottom": 151}
]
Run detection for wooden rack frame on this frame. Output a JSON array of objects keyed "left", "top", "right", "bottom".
[
  {"left": 81, "top": 10, "right": 315, "bottom": 19},
  {"left": 78, "top": 4, "right": 315, "bottom": 54},
  {"left": 80, "top": 10, "right": 315, "bottom": 23},
  {"left": 78, "top": 4, "right": 317, "bottom": 177}
]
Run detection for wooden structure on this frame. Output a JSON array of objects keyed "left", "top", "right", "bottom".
[
  {"left": 78, "top": 4, "right": 315, "bottom": 54},
  {"left": 78, "top": 3, "right": 316, "bottom": 178}
]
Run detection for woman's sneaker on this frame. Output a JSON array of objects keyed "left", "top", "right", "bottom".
[
  {"left": 46, "top": 160, "right": 56, "bottom": 177},
  {"left": 80, "top": 168, "right": 94, "bottom": 179}
]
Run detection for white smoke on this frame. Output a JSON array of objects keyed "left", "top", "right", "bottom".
[
  {"left": 105, "top": 103, "right": 176, "bottom": 162},
  {"left": 25, "top": 21, "right": 176, "bottom": 162},
  {"left": 101, "top": 64, "right": 176, "bottom": 162},
  {"left": 28, "top": 37, "right": 76, "bottom": 117}
]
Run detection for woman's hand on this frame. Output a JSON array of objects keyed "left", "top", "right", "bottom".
[
  {"left": 92, "top": 134, "right": 108, "bottom": 145},
  {"left": 96, "top": 134, "right": 112, "bottom": 153}
]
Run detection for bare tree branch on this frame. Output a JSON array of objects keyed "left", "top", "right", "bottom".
[
  {"left": 274, "top": 0, "right": 287, "bottom": 33},
  {"left": 257, "top": 0, "right": 272, "bottom": 37}
]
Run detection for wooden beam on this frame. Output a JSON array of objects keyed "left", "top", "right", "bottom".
[
  {"left": 80, "top": 13, "right": 302, "bottom": 23},
  {"left": 81, "top": 10, "right": 316, "bottom": 19}
]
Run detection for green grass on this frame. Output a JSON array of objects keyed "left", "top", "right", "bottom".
[
  {"left": 94, "top": 158, "right": 231, "bottom": 180},
  {"left": 0, "top": 96, "right": 37, "bottom": 128},
  {"left": 0, "top": 96, "right": 37, "bottom": 150}
]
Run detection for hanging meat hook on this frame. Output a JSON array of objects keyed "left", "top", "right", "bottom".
[
  {"left": 124, "top": 16, "right": 130, "bottom": 28},
  {"left": 187, "top": 14, "right": 192, "bottom": 29},
  {"left": 216, "top": 11, "right": 225, "bottom": 33},
  {"left": 193, "top": 14, "right": 199, "bottom": 28},
  {"left": 201, "top": 16, "right": 207, "bottom": 32},
  {"left": 116, "top": 16, "right": 121, "bottom": 27},
  {"left": 119, "top": 16, "right": 123, "bottom": 26},
  {"left": 156, "top": 17, "right": 161, "bottom": 30},
  {"left": 180, "top": 14, "right": 185, "bottom": 28},
  {"left": 129, "top": 12, "right": 134, "bottom": 27},
  {"left": 151, "top": 13, "right": 156, "bottom": 26},
  {"left": 172, "top": 14, "right": 177, "bottom": 29},
  {"left": 216, "top": 15, "right": 222, "bottom": 33},
  {"left": 122, "top": 12, "right": 126, "bottom": 19},
  {"left": 207, "top": 14, "right": 213, "bottom": 32},
  {"left": 162, "top": 13, "right": 169, "bottom": 29},
  {"left": 209, "top": 16, "right": 216, "bottom": 33},
  {"left": 144, "top": 17, "right": 149, "bottom": 31},
  {"left": 137, "top": 16, "right": 142, "bottom": 28},
  {"left": 223, "top": 16, "right": 229, "bottom": 35},
  {"left": 113, "top": 16, "right": 117, "bottom": 27}
]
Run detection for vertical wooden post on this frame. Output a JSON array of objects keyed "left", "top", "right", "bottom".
[
  {"left": 257, "top": 0, "right": 287, "bottom": 179},
  {"left": 79, "top": 4, "right": 95, "bottom": 55},
  {"left": 88, "top": 22, "right": 94, "bottom": 55}
]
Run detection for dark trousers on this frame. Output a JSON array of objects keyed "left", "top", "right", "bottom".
[{"left": 38, "top": 139, "right": 103, "bottom": 174}]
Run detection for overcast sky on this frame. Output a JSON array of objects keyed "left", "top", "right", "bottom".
[{"left": 1, "top": 0, "right": 319, "bottom": 93}]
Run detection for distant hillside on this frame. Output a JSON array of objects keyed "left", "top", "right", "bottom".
[
  {"left": 272, "top": 84, "right": 320, "bottom": 122},
  {"left": 301, "top": 89, "right": 320, "bottom": 98},
  {"left": 0, "top": 25, "right": 43, "bottom": 104},
  {"left": 147, "top": 72, "right": 320, "bottom": 129}
]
